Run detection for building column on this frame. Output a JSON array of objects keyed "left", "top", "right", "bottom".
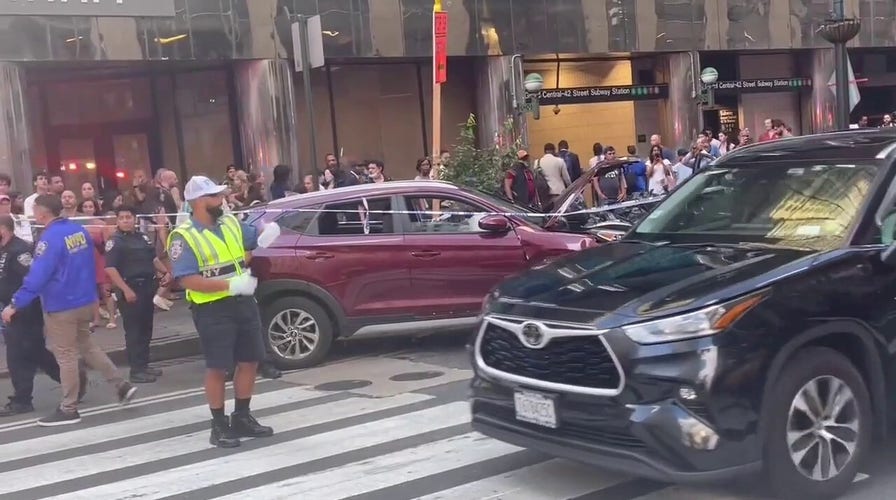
[
  {"left": 473, "top": 55, "right": 523, "bottom": 147},
  {"left": 233, "top": 59, "right": 301, "bottom": 187},
  {"left": 0, "top": 63, "right": 32, "bottom": 191},
  {"left": 803, "top": 48, "right": 836, "bottom": 134},
  {"left": 661, "top": 52, "right": 699, "bottom": 150}
]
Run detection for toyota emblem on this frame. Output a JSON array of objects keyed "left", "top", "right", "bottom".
[{"left": 521, "top": 323, "right": 543, "bottom": 347}]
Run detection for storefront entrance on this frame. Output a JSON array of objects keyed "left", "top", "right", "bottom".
[{"left": 49, "top": 120, "right": 158, "bottom": 196}]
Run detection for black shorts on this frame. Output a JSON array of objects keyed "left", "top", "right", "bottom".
[{"left": 191, "top": 296, "right": 266, "bottom": 370}]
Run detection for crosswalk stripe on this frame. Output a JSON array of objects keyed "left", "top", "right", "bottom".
[
  {"left": 50, "top": 402, "right": 471, "bottom": 500},
  {"left": 0, "top": 392, "right": 432, "bottom": 496},
  {"left": 0, "top": 379, "right": 279, "bottom": 433},
  {"left": 413, "top": 458, "right": 630, "bottom": 500},
  {"left": 0, "top": 387, "right": 322, "bottom": 465},
  {"left": 216, "top": 432, "right": 520, "bottom": 500}
]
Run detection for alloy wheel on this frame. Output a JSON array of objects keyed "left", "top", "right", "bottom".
[
  {"left": 268, "top": 308, "right": 319, "bottom": 359},
  {"left": 786, "top": 375, "right": 860, "bottom": 481}
]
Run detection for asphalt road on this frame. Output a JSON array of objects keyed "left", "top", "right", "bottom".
[{"left": 0, "top": 332, "right": 894, "bottom": 499}]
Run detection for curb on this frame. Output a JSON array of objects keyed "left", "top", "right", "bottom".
[{"left": 0, "top": 335, "right": 202, "bottom": 380}]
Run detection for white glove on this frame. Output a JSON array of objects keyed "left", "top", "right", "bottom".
[
  {"left": 228, "top": 273, "right": 258, "bottom": 296},
  {"left": 257, "top": 222, "right": 281, "bottom": 249}
]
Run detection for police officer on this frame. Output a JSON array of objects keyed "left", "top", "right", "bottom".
[
  {"left": 2, "top": 195, "right": 136, "bottom": 427},
  {"left": 0, "top": 214, "right": 70, "bottom": 416},
  {"left": 168, "top": 176, "right": 279, "bottom": 448},
  {"left": 104, "top": 205, "right": 171, "bottom": 384}
]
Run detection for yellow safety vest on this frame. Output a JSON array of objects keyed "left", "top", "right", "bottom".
[{"left": 168, "top": 214, "right": 246, "bottom": 304}]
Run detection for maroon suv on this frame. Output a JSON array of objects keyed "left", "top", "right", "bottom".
[{"left": 247, "top": 180, "right": 599, "bottom": 369}]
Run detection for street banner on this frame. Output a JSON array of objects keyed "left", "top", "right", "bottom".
[{"left": 433, "top": 11, "right": 448, "bottom": 84}]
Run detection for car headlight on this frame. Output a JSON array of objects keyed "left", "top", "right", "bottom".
[
  {"left": 621, "top": 292, "right": 766, "bottom": 345},
  {"left": 479, "top": 289, "right": 498, "bottom": 316}
]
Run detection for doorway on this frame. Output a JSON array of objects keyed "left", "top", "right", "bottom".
[
  {"left": 50, "top": 122, "right": 159, "bottom": 197},
  {"left": 37, "top": 76, "right": 161, "bottom": 196}
]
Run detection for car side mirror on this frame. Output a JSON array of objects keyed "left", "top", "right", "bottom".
[
  {"left": 478, "top": 214, "right": 510, "bottom": 233},
  {"left": 881, "top": 209, "right": 896, "bottom": 265}
]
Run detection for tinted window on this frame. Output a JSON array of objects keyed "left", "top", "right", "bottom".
[
  {"left": 404, "top": 196, "right": 487, "bottom": 233},
  {"left": 317, "top": 197, "right": 394, "bottom": 236},
  {"left": 633, "top": 161, "right": 881, "bottom": 251}
]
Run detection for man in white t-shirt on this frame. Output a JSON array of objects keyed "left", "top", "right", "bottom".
[{"left": 22, "top": 171, "right": 49, "bottom": 219}]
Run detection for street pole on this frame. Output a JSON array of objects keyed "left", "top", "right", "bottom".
[
  {"left": 431, "top": 0, "right": 443, "bottom": 178},
  {"left": 820, "top": 0, "right": 860, "bottom": 130},
  {"left": 297, "top": 16, "right": 319, "bottom": 173}
]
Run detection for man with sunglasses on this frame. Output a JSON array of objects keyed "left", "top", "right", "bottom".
[{"left": 167, "top": 176, "right": 280, "bottom": 448}]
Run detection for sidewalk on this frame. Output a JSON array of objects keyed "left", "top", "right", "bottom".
[{"left": 0, "top": 302, "right": 201, "bottom": 379}]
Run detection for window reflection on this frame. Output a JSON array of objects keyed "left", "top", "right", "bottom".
[{"left": 175, "top": 71, "right": 235, "bottom": 179}]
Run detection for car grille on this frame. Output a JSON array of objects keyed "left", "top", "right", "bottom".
[{"left": 479, "top": 322, "right": 621, "bottom": 390}]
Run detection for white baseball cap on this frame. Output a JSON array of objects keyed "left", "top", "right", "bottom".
[{"left": 183, "top": 176, "right": 227, "bottom": 201}]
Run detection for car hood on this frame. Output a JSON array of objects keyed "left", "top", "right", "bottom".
[{"left": 490, "top": 240, "right": 817, "bottom": 325}]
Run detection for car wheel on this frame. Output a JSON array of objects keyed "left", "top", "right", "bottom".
[
  {"left": 763, "top": 346, "right": 871, "bottom": 500},
  {"left": 263, "top": 296, "right": 334, "bottom": 370}
]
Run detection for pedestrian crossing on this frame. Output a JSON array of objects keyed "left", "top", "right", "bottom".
[{"left": 0, "top": 381, "right": 764, "bottom": 500}]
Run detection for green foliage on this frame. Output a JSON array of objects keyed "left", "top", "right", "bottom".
[{"left": 439, "top": 114, "right": 522, "bottom": 194}]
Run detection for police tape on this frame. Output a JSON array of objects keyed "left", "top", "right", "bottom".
[{"left": 21, "top": 194, "right": 667, "bottom": 229}]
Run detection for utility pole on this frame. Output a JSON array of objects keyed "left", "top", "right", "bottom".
[
  {"left": 292, "top": 16, "right": 324, "bottom": 174},
  {"left": 432, "top": 0, "right": 447, "bottom": 177}
]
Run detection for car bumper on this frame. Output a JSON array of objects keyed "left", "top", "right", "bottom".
[
  {"left": 472, "top": 411, "right": 760, "bottom": 484},
  {"left": 470, "top": 325, "right": 768, "bottom": 483}
]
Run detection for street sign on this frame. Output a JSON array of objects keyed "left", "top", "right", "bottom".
[
  {"left": 531, "top": 85, "right": 668, "bottom": 105},
  {"left": 704, "top": 78, "right": 812, "bottom": 93},
  {"left": 292, "top": 16, "right": 325, "bottom": 72},
  {"left": 433, "top": 11, "right": 448, "bottom": 84},
  {"left": 0, "top": 0, "right": 175, "bottom": 17}
]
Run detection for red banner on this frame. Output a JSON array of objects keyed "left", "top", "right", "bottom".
[{"left": 433, "top": 12, "right": 448, "bottom": 84}]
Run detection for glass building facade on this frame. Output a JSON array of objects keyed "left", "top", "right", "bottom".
[{"left": 0, "top": 0, "right": 894, "bottom": 190}]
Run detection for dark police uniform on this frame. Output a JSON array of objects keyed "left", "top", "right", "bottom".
[
  {"left": 0, "top": 236, "right": 60, "bottom": 415},
  {"left": 104, "top": 229, "right": 159, "bottom": 380}
]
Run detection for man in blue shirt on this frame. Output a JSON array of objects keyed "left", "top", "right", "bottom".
[
  {"left": 168, "top": 176, "right": 279, "bottom": 448},
  {"left": 1, "top": 195, "right": 137, "bottom": 427}
]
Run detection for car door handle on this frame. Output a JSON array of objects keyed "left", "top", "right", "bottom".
[
  {"left": 411, "top": 250, "right": 441, "bottom": 258},
  {"left": 304, "top": 251, "right": 335, "bottom": 260}
]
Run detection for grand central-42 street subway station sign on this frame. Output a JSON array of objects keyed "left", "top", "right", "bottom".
[
  {"left": 531, "top": 84, "right": 669, "bottom": 106},
  {"left": 0, "top": 0, "right": 175, "bottom": 17}
]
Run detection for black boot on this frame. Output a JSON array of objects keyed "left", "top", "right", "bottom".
[
  {"left": 210, "top": 419, "right": 241, "bottom": 448},
  {"left": 230, "top": 411, "right": 274, "bottom": 438},
  {"left": 129, "top": 371, "right": 157, "bottom": 384},
  {"left": 259, "top": 363, "right": 282, "bottom": 380},
  {"left": 0, "top": 401, "right": 34, "bottom": 417}
]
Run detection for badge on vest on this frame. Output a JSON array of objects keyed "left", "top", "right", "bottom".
[
  {"left": 105, "top": 239, "right": 115, "bottom": 252},
  {"left": 169, "top": 239, "right": 184, "bottom": 261}
]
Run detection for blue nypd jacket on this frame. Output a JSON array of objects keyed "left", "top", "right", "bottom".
[{"left": 12, "top": 218, "right": 98, "bottom": 313}]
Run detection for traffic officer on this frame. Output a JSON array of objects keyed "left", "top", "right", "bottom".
[
  {"left": 104, "top": 205, "right": 172, "bottom": 384},
  {"left": 2, "top": 195, "right": 136, "bottom": 427},
  {"left": 167, "top": 176, "right": 279, "bottom": 448},
  {"left": 0, "top": 214, "right": 70, "bottom": 416}
]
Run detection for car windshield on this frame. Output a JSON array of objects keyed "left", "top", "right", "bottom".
[{"left": 631, "top": 160, "right": 882, "bottom": 251}]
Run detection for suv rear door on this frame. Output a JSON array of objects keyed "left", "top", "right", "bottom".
[
  {"left": 295, "top": 195, "right": 414, "bottom": 319},
  {"left": 399, "top": 193, "right": 529, "bottom": 318}
]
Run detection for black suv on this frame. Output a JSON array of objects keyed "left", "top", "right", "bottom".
[{"left": 471, "top": 129, "right": 896, "bottom": 499}]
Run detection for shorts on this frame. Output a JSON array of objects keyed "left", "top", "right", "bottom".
[{"left": 191, "top": 296, "right": 267, "bottom": 370}]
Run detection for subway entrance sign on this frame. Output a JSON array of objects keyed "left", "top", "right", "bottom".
[{"left": 531, "top": 85, "right": 669, "bottom": 106}]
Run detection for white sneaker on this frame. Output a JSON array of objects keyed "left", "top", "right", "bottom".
[{"left": 153, "top": 295, "right": 171, "bottom": 311}]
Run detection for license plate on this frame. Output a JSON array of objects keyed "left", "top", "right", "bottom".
[{"left": 514, "top": 390, "right": 558, "bottom": 428}]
